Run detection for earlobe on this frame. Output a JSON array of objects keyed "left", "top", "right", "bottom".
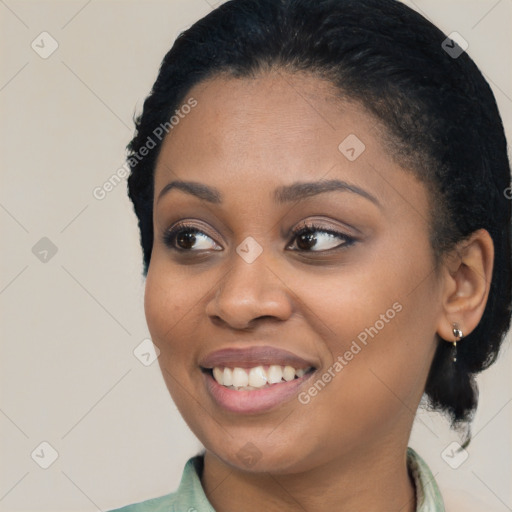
[{"left": 436, "top": 228, "right": 494, "bottom": 343}]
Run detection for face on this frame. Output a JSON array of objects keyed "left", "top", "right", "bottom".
[{"left": 145, "top": 71, "right": 444, "bottom": 474}]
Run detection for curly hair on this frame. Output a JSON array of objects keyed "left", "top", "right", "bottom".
[{"left": 126, "top": 0, "right": 512, "bottom": 444}]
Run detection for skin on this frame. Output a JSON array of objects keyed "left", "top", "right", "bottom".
[{"left": 144, "top": 71, "right": 493, "bottom": 512}]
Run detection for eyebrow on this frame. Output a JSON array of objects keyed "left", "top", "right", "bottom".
[
  {"left": 158, "top": 180, "right": 222, "bottom": 204},
  {"left": 157, "top": 179, "right": 381, "bottom": 207}
]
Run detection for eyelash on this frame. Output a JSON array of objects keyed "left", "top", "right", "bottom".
[{"left": 161, "top": 221, "right": 357, "bottom": 254}]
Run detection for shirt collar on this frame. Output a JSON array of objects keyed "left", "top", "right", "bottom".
[
  {"left": 175, "top": 448, "right": 445, "bottom": 512},
  {"left": 407, "top": 447, "right": 446, "bottom": 512}
]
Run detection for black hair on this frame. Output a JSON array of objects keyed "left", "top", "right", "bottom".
[{"left": 126, "top": 0, "right": 512, "bottom": 444}]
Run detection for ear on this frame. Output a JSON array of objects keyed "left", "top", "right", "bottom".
[{"left": 436, "top": 228, "right": 494, "bottom": 342}]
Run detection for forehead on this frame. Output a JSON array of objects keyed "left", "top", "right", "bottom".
[{"left": 153, "top": 71, "right": 427, "bottom": 215}]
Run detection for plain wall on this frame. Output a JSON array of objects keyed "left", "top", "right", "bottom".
[{"left": 0, "top": 1, "right": 511, "bottom": 510}]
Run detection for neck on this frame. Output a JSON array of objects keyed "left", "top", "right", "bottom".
[{"left": 201, "top": 441, "right": 416, "bottom": 512}]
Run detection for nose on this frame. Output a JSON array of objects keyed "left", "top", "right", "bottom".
[{"left": 205, "top": 248, "right": 293, "bottom": 330}]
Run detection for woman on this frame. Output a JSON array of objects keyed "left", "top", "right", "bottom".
[{"left": 110, "top": 0, "right": 511, "bottom": 510}]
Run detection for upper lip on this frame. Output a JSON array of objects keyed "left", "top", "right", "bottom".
[{"left": 199, "top": 345, "right": 318, "bottom": 370}]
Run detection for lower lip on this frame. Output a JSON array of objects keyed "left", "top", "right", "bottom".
[{"left": 203, "top": 370, "right": 316, "bottom": 414}]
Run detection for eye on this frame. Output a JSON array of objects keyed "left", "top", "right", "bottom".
[
  {"left": 162, "top": 221, "right": 357, "bottom": 254},
  {"left": 287, "top": 222, "right": 357, "bottom": 252},
  {"left": 162, "top": 222, "right": 222, "bottom": 252}
]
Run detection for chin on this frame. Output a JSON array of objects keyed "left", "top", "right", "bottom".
[{"left": 202, "top": 433, "right": 322, "bottom": 475}]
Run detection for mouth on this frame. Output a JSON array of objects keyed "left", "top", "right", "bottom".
[
  {"left": 201, "top": 364, "right": 316, "bottom": 391},
  {"left": 199, "top": 346, "right": 318, "bottom": 413},
  {"left": 201, "top": 365, "right": 317, "bottom": 413}
]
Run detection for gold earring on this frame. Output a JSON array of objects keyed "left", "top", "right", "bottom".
[{"left": 452, "top": 324, "right": 463, "bottom": 363}]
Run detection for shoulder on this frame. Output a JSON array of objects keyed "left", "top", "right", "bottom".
[
  {"left": 106, "top": 455, "right": 213, "bottom": 512},
  {"left": 442, "top": 487, "right": 504, "bottom": 512},
  {"left": 406, "top": 448, "right": 502, "bottom": 512},
  {"left": 106, "top": 492, "right": 177, "bottom": 512}
]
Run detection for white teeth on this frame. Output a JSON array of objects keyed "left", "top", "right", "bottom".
[
  {"left": 223, "top": 367, "right": 233, "bottom": 386},
  {"left": 213, "top": 367, "right": 224, "bottom": 385},
  {"left": 210, "top": 364, "right": 312, "bottom": 389},
  {"left": 267, "top": 365, "right": 283, "bottom": 384},
  {"left": 232, "top": 367, "right": 249, "bottom": 387},
  {"left": 283, "top": 365, "right": 296, "bottom": 382},
  {"left": 248, "top": 366, "right": 267, "bottom": 388}
]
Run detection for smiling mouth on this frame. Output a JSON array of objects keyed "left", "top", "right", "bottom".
[{"left": 202, "top": 365, "right": 316, "bottom": 391}]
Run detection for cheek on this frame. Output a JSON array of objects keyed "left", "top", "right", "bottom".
[
  {"left": 143, "top": 261, "right": 198, "bottom": 356},
  {"left": 144, "top": 269, "right": 174, "bottom": 343},
  {"left": 285, "top": 263, "right": 400, "bottom": 352},
  {"left": 143, "top": 262, "right": 204, "bottom": 414},
  {"left": 295, "top": 241, "right": 439, "bottom": 408},
  {"left": 326, "top": 302, "right": 437, "bottom": 436}
]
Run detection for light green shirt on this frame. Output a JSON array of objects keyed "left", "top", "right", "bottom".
[{"left": 108, "top": 447, "right": 445, "bottom": 511}]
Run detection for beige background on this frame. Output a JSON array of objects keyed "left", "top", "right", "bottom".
[{"left": 0, "top": 1, "right": 511, "bottom": 510}]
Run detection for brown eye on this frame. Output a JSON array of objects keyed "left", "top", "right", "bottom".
[
  {"left": 288, "top": 223, "right": 356, "bottom": 252},
  {"left": 162, "top": 223, "right": 222, "bottom": 252}
]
